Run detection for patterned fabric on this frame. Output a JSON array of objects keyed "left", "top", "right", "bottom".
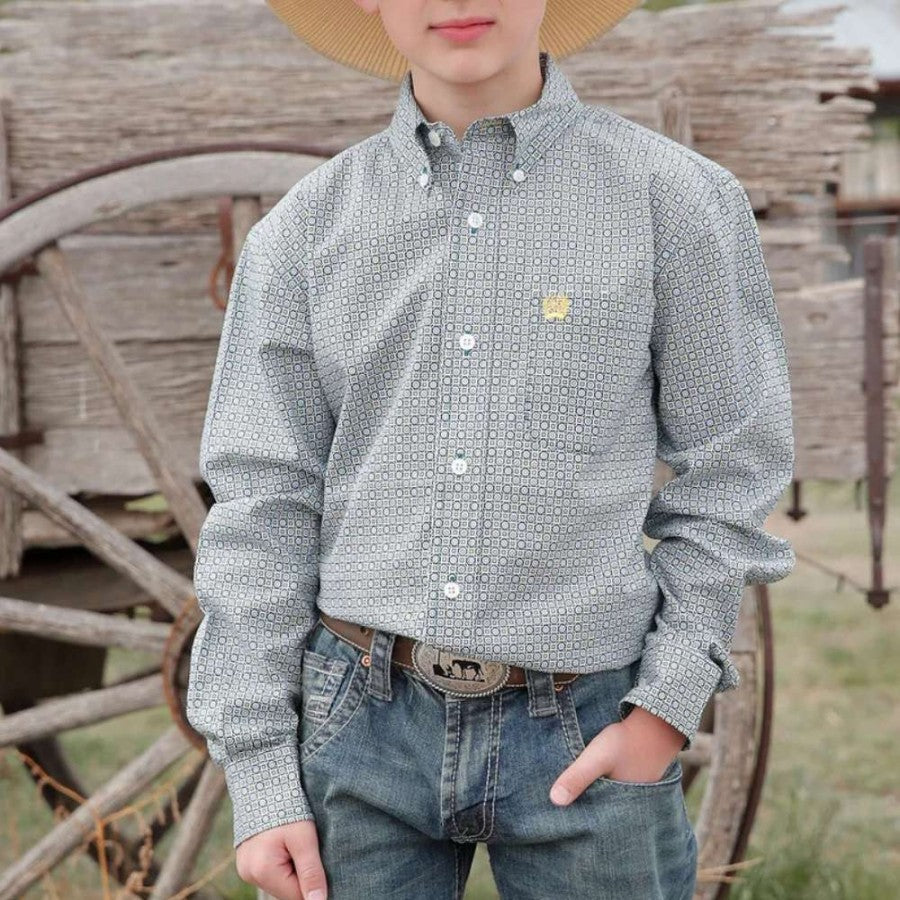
[{"left": 186, "top": 50, "right": 796, "bottom": 848}]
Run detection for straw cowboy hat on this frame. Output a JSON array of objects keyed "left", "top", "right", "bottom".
[{"left": 265, "top": 0, "right": 644, "bottom": 82}]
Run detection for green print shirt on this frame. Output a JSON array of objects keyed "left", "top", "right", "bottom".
[{"left": 187, "top": 50, "right": 796, "bottom": 847}]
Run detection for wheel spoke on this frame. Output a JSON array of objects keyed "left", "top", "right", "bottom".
[
  {"left": 0, "top": 725, "right": 192, "bottom": 899},
  {"left": 0, "top": 673, "right": 164, "bottom": 747},
  {"left": 148, "top": 760, "right": 227, "bottom": 900},
  {"left": 0, "top": 448, "right": 193, "bottom": 617},
  {"left": 0, "top": 594, "right": 170, "bottom": 653},
  {"left": 35, "top": 244, "right": 209, "bottom": 552}
]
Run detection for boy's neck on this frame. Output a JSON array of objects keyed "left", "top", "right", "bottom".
[{"left": 408, "top": 48, "right": 546, "bottom": 143}]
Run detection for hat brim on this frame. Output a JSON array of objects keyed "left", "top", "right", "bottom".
[{"left": 265, "top": 0, "right": 644, "bottom": 82}]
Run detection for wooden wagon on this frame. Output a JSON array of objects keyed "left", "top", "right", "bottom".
[{"left": 0, "top": 1, "right": 895, "bottom": 898}]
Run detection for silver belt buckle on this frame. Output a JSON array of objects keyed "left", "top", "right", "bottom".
[{"left": 411, "top": 640, "right": 511, "bottom": 698}]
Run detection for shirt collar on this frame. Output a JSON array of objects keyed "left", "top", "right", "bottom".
[{"left": 386, "top": 50, "right": 584, "bottom": 181}]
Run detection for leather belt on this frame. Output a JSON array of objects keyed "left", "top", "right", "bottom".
[{"left": 318, "top": 611, "right": 580, "bottom": 698}]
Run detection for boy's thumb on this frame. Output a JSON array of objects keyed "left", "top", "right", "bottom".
[{"left": 284, "top": 821, "right": 329, "bottom": 900}]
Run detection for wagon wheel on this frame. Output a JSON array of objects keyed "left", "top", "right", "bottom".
[
  {"left": 0, "top": 144, "right": 773, "bottom": 900},
  {"left": 0, "top": 143, "right": 328, "bottom": 899},
  {"left": 687, "top": 582, "right": 776, "bottom": 900}
]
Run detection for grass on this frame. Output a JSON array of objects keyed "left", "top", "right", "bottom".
[{"left": 1, "top": 464, "right": 898, "bottom": 898}]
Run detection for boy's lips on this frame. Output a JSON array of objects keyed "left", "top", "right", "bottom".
[{"left": 430, "top": 19, "right": 495, "bottom": 43}]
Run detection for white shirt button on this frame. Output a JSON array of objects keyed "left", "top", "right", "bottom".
[
  {"left": 418, "top": 167, "right": 430, "bottom": 187},
  {"left": 427, "top": 129, "right": 442, "bottom": 146},
  {"left": 512, "top": 168, "right": 526, "bottom": 182},
  {"left": 467, "top": 211, "right": 483, "bottom": 229},
  {"left": 443, "top": 580, "right": 460, "bottom": 599},
  {"left": 459, "top": 333, "right": 475, "bottom": 351},
  {"left": 451, "top": 456, "right": 468, "bottom": 474}
]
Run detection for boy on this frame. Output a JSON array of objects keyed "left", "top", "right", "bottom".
[{"left": 186, "top": 1, "right": 796, "bottom": 898}]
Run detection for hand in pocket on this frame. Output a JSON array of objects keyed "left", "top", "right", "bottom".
[{"left": 550, "top": 717, "right": 682, "bottom": 805}]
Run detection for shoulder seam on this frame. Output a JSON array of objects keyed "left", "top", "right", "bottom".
[{"left": 663, "top": 166, "right": 747, "bottom": 265}]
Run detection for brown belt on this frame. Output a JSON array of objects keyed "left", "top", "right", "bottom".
[{"left": 318, "top": 610, "right": 580, "bottom": 696}]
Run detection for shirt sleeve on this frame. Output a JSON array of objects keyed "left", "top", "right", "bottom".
[
  {"left": 618, "top": 167, "right": 796, "bottom": 750},
  {"left": 185, "top": 219, "right": 335, "bottom": 847}
]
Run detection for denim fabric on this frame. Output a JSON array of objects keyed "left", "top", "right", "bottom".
[{"left": 298, "top": 618, "right": 698, "bottom": 900}]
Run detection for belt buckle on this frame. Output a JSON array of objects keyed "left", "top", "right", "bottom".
[{"left": 411, "top": 640, "right": 511, "bottom": 698}]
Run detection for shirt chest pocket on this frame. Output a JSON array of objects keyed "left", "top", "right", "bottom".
[{"left": 523, "top": 291, "right": 614, "bottom": 455}]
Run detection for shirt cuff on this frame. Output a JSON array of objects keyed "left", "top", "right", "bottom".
[
  {"left": 221, "top": 742, "right": 314, "bottom": 848},
  {"left": 617, "top": 641, "right": 737, "bottom": 751}
]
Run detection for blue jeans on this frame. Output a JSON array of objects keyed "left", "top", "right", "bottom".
[{"left": 297, "top": 617, "right": 698, "bottom": 899}]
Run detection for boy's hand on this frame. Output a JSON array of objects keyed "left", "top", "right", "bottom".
[
  {"left": 235, "top": 819, "right": 328, "bottom": 900},
  {"left": 549, "top": 707, "right": 685, "bottom": 805}
]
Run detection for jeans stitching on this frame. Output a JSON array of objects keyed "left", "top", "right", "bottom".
[
  {"left": 467, "top": 690, "right": 502, "bottom": 841},
  {"left": 449, "top": 699, "right": 463, "bottom": 836},
  {"left": 558, "top": 684, "right": 586, "bottom": 761},
  {"left": 484, "top": 690, "right": 503, "bottom": 840}
]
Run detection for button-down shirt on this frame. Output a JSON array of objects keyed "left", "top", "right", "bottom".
[{"left": 186, "top": 50, "right": 796, "bottom": 847}]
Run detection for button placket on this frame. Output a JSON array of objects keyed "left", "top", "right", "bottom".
[
  {"left": 427, "top": 138, "right": 500, "bottom": 616},
  {"left": 420, "top": 143, "right": 456, "bottom": 560}
]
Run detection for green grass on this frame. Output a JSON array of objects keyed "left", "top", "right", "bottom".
[{"left": 2, "top": 466, "right": 898, "bottom": 897}]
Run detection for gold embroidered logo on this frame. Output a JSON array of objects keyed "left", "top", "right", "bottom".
[{"left": 541, "top": 292, "right": 570, "bottom": 321}]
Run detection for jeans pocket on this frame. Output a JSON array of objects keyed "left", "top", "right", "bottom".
[
  {"left": 596, "top": 755, "right": 683, "bottom": 788},
  {"left": 297, "top": 620, "right": 370, "bottom": 759}
]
